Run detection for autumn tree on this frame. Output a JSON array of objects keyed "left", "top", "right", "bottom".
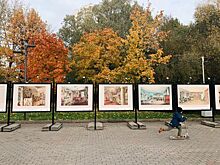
[
  {"left": 71, "top": 28, "right": 123, "bottom": 83},
  {"left": 113, "top": 5, "right": 171, "bottom": 83},
  {"left": 0, "top": 1, "right": 47, "bottom": 82},
  {"left": 71, "top": 4, "right": 171, "bottom": 83},
  {"left": 27, "top": 31, "right": 70, "bottom": 83}
]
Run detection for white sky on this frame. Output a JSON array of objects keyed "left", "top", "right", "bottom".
[{"left": 22, "top": 0, "right": 206, "bottom": 33}]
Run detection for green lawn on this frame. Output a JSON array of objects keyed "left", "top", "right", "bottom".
[{"left": 0, "top": 111, "right": 218, "bottom": 122}]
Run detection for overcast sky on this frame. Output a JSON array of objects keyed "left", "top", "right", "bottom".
[{"left": 22, "top": 0, "right": 205, "bottom": 32}]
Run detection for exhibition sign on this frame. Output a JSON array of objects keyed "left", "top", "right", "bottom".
[
  {"left": 177, "top": 85, "right": 210, "bottom": 110},
  {"left": 99, "top": 84, "right": 133, "bottom": 111},
  {"left": 56, "top": 84, "right": 93, "bottom": 112},
  {"left": 12, "top": 83, "right": 51, "bottom": 112},
  {"left": 0, "top": 84, "right": 7, "bottom": 113},
  {"left": 138, "top": 84, "right": 172, "bottom": 110}
]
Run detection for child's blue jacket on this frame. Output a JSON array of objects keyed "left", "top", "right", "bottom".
[{"left": 170, "top": 111, "right": 187, "bottom": 127}]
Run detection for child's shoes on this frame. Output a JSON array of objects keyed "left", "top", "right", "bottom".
[{"left": 158, "top": 128, "right": 163, "bottom": 133}]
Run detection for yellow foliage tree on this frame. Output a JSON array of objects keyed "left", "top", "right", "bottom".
[
  {"left": 71, "top": 3, "right": 171, "bottom": 84},
  {"left": 114, "top": 4, "right": 171, "bottom": 83},
  {"left": 72, "top": 28, "right": 123, "bottom": 83}
]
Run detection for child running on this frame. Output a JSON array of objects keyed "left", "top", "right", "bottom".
[{"left": 159, "top": 107, "right": 187, "bottom": 138}]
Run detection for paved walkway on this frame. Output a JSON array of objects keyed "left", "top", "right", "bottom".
[{"left": 0, "top": 122, "right": 220, "bottom": 165}]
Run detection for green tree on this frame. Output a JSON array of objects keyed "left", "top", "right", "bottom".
[
  {"left": 156, "top": 0, "right": 220, "bottom": 84},
  {"left": 92, "top": 0, "right": 133, "bottom": 38},
  {"left": 188, "top": 0, "right": 220, "bottom": 83},
  {"left": 58, "top": 0, "right": 133, "bottom": 46},
  {"left": 58, "top": 15, "right": 82, "bottom": 47},
  {"left": 155, "top": 17, "right": 193, "bottom": 83}
]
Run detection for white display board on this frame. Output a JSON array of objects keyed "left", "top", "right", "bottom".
[
  {"left": 177, "top": 85, "right": 210, "bottom": 110},
  {"left": 0, "top": 84, "right": 7, "bottom": 112},
  {"left": 12, "top": 84, "right": 51, "bottom": 112},
  {"left": 215, "top": 85, "right": 220, "bottom": 110},
  {"left": 138, "top": 84, "right": 172, "bottom": 110},
  {"left": 99, "top": 84, "right": 133, "bottom": 111},
  {"left": 56, "top": 84, "right": 93, "bottom": 112}
]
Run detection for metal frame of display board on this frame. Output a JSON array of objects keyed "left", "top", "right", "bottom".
[
  {"left": 200, "top": 82, "right": 219, "bottom": 127},
  {"left": 6, "top": 82, "right": 11, "bottom": 126},
  {"left": 135, "top": 83, "right": 175, "bottom": 129},
  {"left": 40, "top": 81, "right": 60, "bottom": 131},
  {"left": 97, "top": 83, "right": 136, "bottom": 129},
  {"left": 50, "top": 81, "right": 56, "bottom": 129},
  {"left": 94, "top": 82, "right": 97, "bottom": 130},
  {"left": 54, "top": 83, "right": 95, "bottom": 130},
  {"left": 177, "top": 83, "right": 218, "bottom": 125},
  {"left": 1, "top": 82, "right": 21, "bottom": 132},
  {"left": 172, "top": 84, "right": 178, "bottom": 111},
  {"left": 0, "top": 83, "right": 9, "bottom": 131},
  {"left": 1, "top": 81, "right": 217, "bottom": 131},
  {"left": 11, "top": 83, "right": 52, "bottom": 131},
  {"left": 134, "top": 84, "right": 138, "bottom": 123},
  {"left": 210, "top": 83, "right": 216, "bottom": 122}
]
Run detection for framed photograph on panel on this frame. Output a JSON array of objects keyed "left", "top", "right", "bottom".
[
  {"left": 12, "top": 84, "right": 51, "bottom": 112},
  {"left": 177, "top": 85, "right": 210, "bottom": 110},
  {"left": 138, "top": 84, "right": 172, "bottom": 111},
  {"left": 99, "top": 84, "right": 133, "bottom": 111},
  {"left": 215, "top": 85, "right": 220, "bottom": 110},
  {"left": 56, "top": 84, "right": 93, "bottom": 112},
  {"left": 0, "top": 84, "right": 7, "bottom": 113}
]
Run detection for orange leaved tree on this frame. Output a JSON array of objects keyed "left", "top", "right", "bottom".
[
  {"left": 27, "top": 31, "right": 70, "bottom": 83},
  {"left": 0, "top": 4, "right": 47, "bottom": 82}
]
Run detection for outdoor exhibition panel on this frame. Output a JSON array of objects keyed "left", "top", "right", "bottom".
[
  {"left": 0, "top": 84, "right": 7, "bottom": 113},
  {"left": 138, "top": 84, "right": 172, "bottom": 111},
  {"left": 56, "top": 84, "right": 94, "bottom": 112},
  {"left": 177, "top": 84, "right": 210, "bottom": 110},
  {"left": 12, "top": 83, "right": 52, "bottom": 112},
  {"left": 98, "top": 84, "right": 134, "bottom": 111},
  {"left": 215, "top": 85, "right": 220, "bottom": 110}
]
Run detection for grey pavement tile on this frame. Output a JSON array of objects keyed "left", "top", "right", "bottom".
[{"left": 0, "top": 122, "right": 220, "bottom": 165}]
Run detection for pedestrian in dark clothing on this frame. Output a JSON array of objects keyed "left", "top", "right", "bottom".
[{"left": 159, "top": 107, "right": 187, "bottom": 137}]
